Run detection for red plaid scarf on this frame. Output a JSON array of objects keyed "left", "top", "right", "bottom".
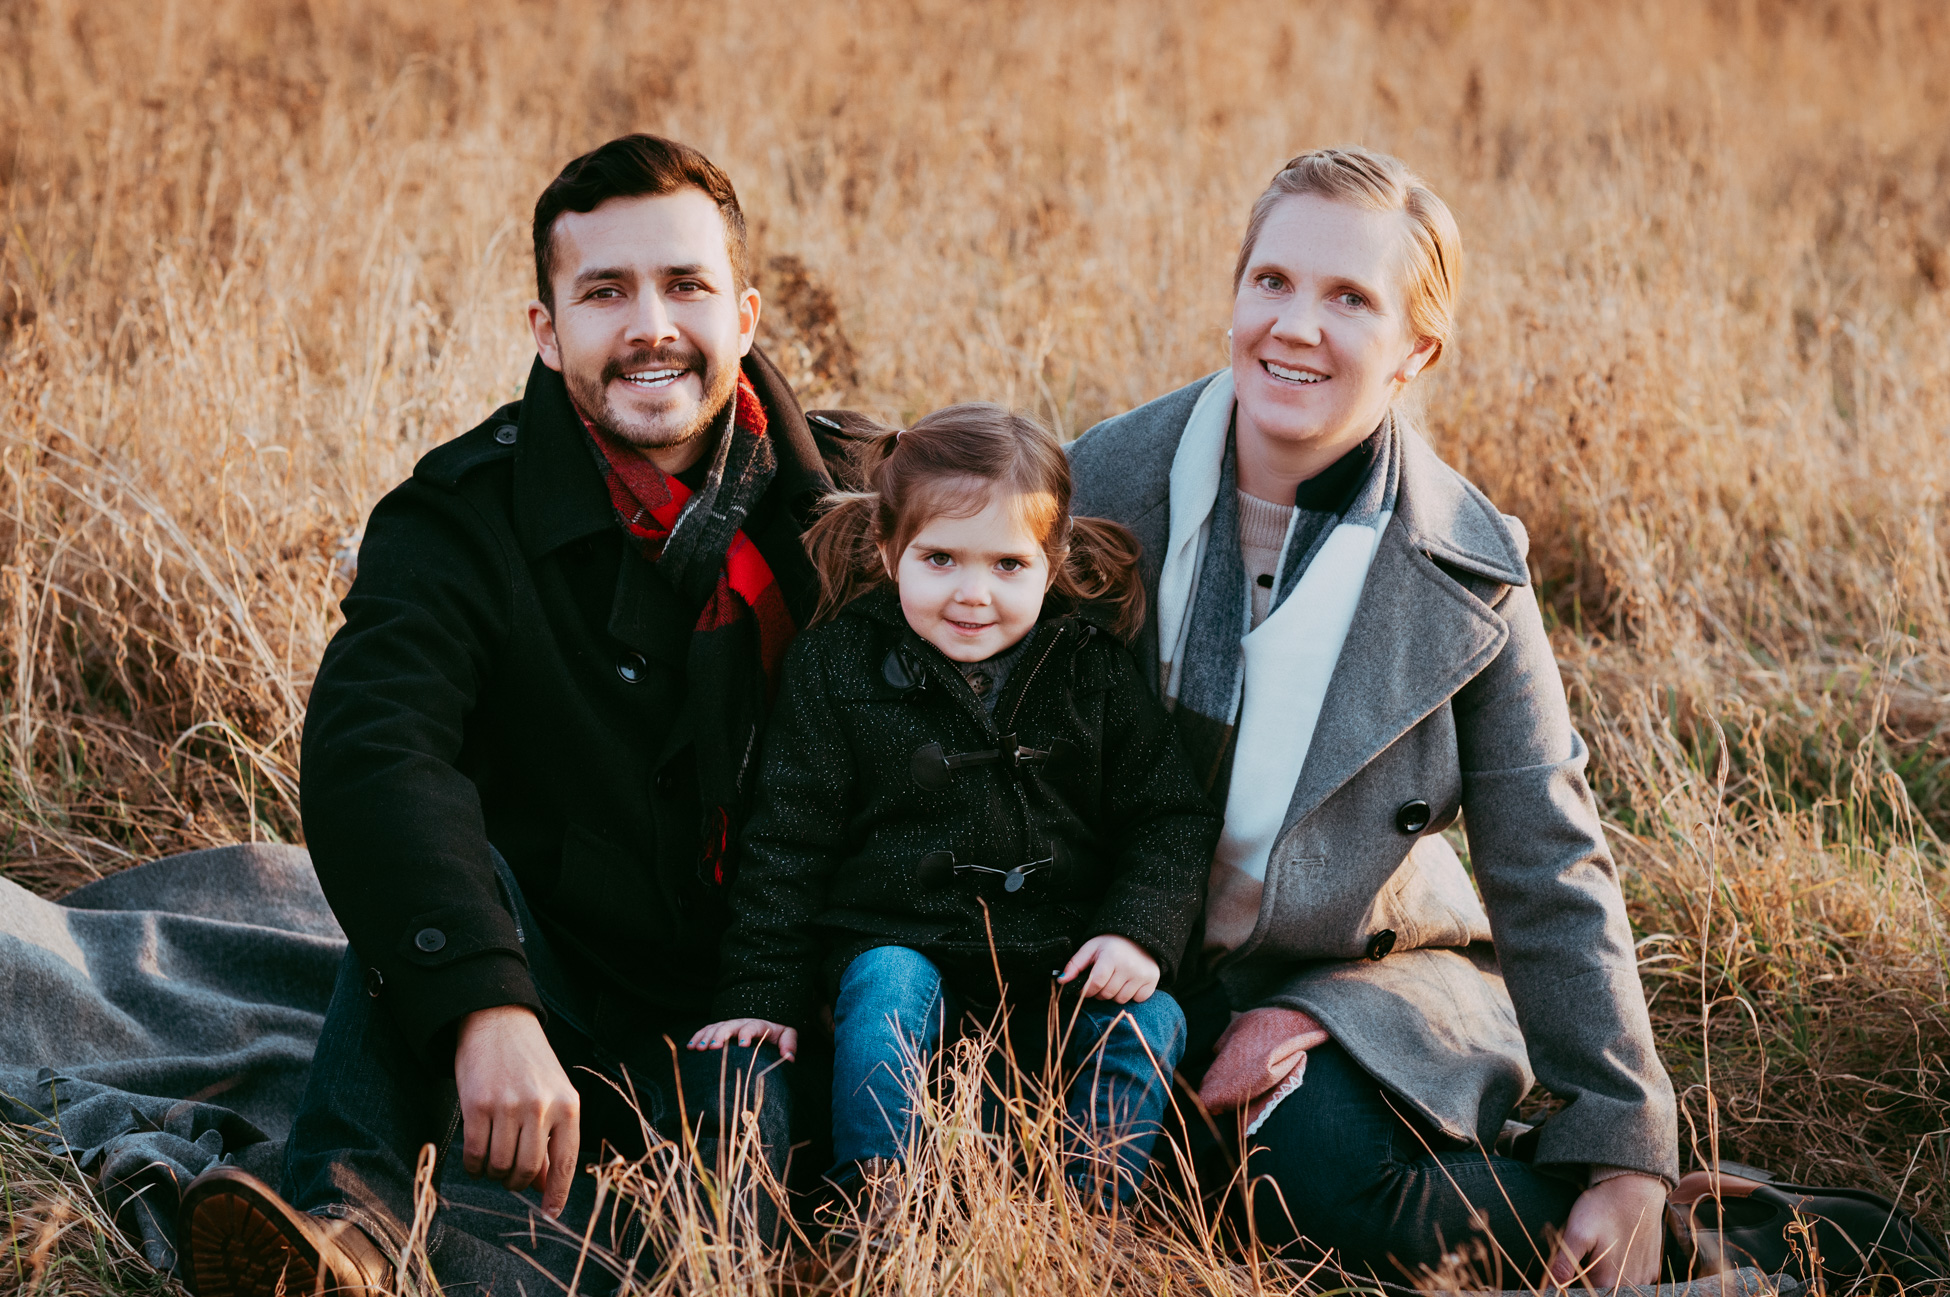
[
  {"left": 575, "top": 372, "right": 799, "bottom": 886},
  {"left": 576, "top": 374, "right": 796, "bottom": 693}
]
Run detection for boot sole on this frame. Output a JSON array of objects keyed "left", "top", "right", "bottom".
[{"left": 181, "top": 1171, "right": 327, "bottom": 1297}]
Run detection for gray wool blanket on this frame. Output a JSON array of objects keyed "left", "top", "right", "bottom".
[{"left": 0, "top": 843, "right": 342, "bottom": 1271}]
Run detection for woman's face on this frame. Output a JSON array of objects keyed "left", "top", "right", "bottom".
[{"left": 1229, "top": 193, "right": 1437, "bottom": 465}]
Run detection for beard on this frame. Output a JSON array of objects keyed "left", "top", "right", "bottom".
[{"left": 566, "top": 341, "right": 739, "bottom": 453}]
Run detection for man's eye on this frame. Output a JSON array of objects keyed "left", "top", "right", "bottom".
[{"left": 587, "top": 286, "right": 622, "bottom": 299}]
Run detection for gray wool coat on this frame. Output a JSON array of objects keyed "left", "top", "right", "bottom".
[{"left": 1069, "top": 373, "right": 1680, "bottom": 1184}]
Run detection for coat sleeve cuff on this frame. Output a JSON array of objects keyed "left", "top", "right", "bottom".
[
  {"left": 1086, "top": 894, "right": 1193, "bottom": 985},
  {"left": 710, "top": 987, "right": 808, "bottom": 1032},
  {"left": 373, "top": 950, "right": 544, "bottom": 1059}
]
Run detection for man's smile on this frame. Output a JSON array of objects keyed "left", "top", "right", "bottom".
[{"left": 618, "top": 367, "right": 689, "bottom": 391}]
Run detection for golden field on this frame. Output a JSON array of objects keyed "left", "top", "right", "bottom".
[{"left": 2, "top": 0, "right": 1946, "bottom": 1290}]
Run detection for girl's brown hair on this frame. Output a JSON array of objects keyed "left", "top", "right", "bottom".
[{"left": 805, "top": 403, "right": 1146, "bottom": 640}]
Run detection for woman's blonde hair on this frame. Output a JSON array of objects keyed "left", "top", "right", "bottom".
[
  {"left": 805, "top": 403, "right": 1145, "bottom": 639},
  {"left": 1232, "top": 145, "right": 1464, "bottom": 369}
]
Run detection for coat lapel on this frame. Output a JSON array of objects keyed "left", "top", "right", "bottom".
[{"left": 1276, "top": 433, "right": 1529, "bottom": 835}]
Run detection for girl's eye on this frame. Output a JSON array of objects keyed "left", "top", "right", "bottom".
[
  {"left": 996, "top": 558, "right": 1024, "bottom": 573},
  {"left": 924, "top": 553, "right": 953, "bottom": 568}
]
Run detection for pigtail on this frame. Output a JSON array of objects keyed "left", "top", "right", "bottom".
[
  {"left": 804, "top": 423, "right": 903, "bottom": 625},
  {"left": 1054, "top": 515, "right": 1146, "bottom": 642}
]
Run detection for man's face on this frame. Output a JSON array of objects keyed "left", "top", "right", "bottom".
[{"left": 527, "top": 189, "right": 760, "bottom": 473}]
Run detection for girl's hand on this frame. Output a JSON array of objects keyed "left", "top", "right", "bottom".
[
  {"left": 685, "top": 1018, "right": 799, "bottom": 1062},
  {"left": 1547, "top": 1172, "right": 1667, "bottom": 1288},
  {"left": 1058, "top": 934, "right": 1160, "bottom": 1003}
]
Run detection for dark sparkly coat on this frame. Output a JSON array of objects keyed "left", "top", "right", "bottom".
[{"left": 711, "top": 588, "right": 1221, "bottom": 1031}]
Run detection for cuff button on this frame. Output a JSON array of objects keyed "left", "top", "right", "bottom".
[
  {"left": 1395, "top": 799, "right": 1432, "bottom": 834},
  {"left": 414, "top": 927, "right": 447, "bottom": 953}
]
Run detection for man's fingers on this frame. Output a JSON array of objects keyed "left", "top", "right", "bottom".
[
  {"left": 542, "top": 1112, "right": 579, "bottom": 1219},
  {"left": 461, "top": 1104, "right": 491, "bottom": 1176},
  {"left": 507, "top": 1113, "right": 549, "bottom": 1193},
  {"left": 485, "top": 1104, "right": 522, "bottom": 1181}
]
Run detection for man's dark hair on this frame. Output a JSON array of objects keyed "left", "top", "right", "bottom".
[{"left": 531, "top": 134, "right": 749, "bottom": 310}]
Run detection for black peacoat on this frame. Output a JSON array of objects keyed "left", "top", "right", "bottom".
[
  {"left": 711, "top": 587, "right": 1222, "bottom": 1033},
  {"left": 301, "top": 350, "right": 849, "bottom": 1055}
]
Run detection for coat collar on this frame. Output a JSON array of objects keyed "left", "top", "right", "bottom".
[
  {"left": 510, "top": 346, "right": 832, "bottom": 562},
  {"left": 1275, "top": 426, "right": 1529, "bottom": 833}
]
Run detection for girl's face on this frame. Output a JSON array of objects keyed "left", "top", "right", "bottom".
[
  {"left": 1229, "top": 193, "right": 1437, "bottom": 463},
  {"left": 887, "top": 487, "right": 1055, "bottom": 663}
]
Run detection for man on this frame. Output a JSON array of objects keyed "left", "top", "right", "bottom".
[{"left": 179, "top": 135, "right": 854, "bottom": 1293}]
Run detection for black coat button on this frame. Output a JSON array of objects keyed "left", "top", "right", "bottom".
[
  {"left": 1365, "top": 929, "right": 1397, "bottom": 961},
  {"left": 365, "top": 967, "right": 385, "bottom": 998},
  {"left": 616, "top": 653, "right": 648, "bottom": 684},
  {"left": 414, "top": 927, "right": 447, "bottom": 953},
  {"left": 494, "top": 424, "right": 518, "bottom": 445},
  {"left": 1395, "top": 799, "right": 1431, "bottom": 834}
]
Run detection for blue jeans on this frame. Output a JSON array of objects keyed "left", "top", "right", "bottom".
[
  {"left": 1177, "top": 985, "right": 1579, "bottom": 1285},
  {"left": 283, "top": 853, "right": 791, "bottom": 1291},
  {"left": 830, "top": 945, "right": 1185, "bottom": 1202}
]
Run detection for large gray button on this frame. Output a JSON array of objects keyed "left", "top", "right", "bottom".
[
  {"left": 494, "top": 425, "right": 518, "bottom": 445},
  {"left": 414, "top": 927, "right": 447, "bottom": 953}
]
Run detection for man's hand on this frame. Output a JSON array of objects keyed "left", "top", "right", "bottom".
[
  {"left": 1058, "top": 934, "right": 1160, "bottom": 1004},
  {"left": 685, "top": 1018, "right": 798, "bottom": 1061},
  {"left": 454, "top": 1005, "right": 580, "bottom": 1219},
  {"left": 1548, "top": 1172, "right": 1667, "bottom": 1288}
]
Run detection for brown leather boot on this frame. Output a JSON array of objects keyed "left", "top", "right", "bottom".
[{"left": 179, "top": 1165, "right": 393, "bottom": 1297}]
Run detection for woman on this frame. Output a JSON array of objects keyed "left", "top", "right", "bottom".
[{"left": 1067, "top": 147, "right": 1677, "bottom": 1286}]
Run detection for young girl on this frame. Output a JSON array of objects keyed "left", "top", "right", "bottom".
[{"left": 688, "top": 403, "right": 1219, "bottom": 1201}]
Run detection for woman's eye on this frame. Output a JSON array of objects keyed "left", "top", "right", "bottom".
[
  {"left": 1256, "top": 274, "right": 1286, "bottom": 292},
  {"left": 1337, "top": 290, "right": 1368, "bottom": 308}
]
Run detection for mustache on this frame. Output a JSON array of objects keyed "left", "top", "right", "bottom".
[{"left": 601, "top": 346, "right": 704, "bottom": 384}]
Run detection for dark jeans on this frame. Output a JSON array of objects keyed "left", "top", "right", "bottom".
[
  {"left": 283, "top": 857, "right": 790, "bottom": 1293},
  {"left": 1179, "top": 985, "right": 1579, "bottom": 1287}
]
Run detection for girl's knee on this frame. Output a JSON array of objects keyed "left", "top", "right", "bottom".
[
  {"left": 834, "top": 946, "right": 946, "bottom": 1039},
  {"left": 1074, "top": 990, "right": 1188, "bottom": 1070}
]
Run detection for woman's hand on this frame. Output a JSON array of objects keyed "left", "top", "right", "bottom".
[
  {"left": 1058, "top": 934, "right": 1160, "bottom": 1003},
  {"left": 1548, "top": 1172, "right": 1668, "bottom": 1288},
  {"left": 685, "top": 1017, "right": 798, "bottom": 1062}
]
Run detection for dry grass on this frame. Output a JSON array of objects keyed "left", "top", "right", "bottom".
[{"left": 2, "top": 0, "right": 1947, "bottom": 1287}]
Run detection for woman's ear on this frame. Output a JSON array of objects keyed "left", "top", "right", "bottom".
[{"left": 1396, "top": 334, "right": 1441, "bottom": 385}]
